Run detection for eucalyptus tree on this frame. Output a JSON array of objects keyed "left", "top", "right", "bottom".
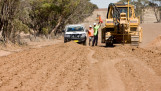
[
  {"left": 0, "top": 0, "right": 21, "bottom": 42},
  {"left": 29, "top": 0, "right": 98, "bottom": 36}
]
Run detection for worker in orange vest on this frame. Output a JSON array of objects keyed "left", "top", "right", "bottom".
[{"left": 88, "top": 25, "right": 94, "bottom": 46}]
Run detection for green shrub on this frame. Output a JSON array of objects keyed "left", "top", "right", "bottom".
[
  {"left": 42, "top": 28, "right": 49, "bottom": 35},
  {"left": 13, "top": 19, "right": 29, "bottom": 34}
]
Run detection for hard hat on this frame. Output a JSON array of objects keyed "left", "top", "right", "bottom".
[
  {"left": 93, "top": 23, "right": 96, "bottom": 25},
  {"left": 89, "top": 25, "right": 92, "bottom": 27}
]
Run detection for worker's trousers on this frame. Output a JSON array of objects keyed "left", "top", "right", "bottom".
[
  {"left": 89, "top": 36, "right": 94, "bottom": 46},
  {"left": 92, "top": 35, "right": 98, "bottom": 46}
]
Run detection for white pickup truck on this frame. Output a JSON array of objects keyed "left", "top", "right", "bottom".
[{"left": 64, "top": 24, "right": 87, "bottom": 45}]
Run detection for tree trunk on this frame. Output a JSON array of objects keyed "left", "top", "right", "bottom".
[
  {"left": 154, "top": 7, "right": 160, "bottom": 22},
  {"left": 50, "top": 16, "right": 62, "bottom": 35},
  {"left": 0, "top": 18, "right": 3, "bottom": 31}
]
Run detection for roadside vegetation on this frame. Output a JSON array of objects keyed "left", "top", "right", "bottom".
[
  {"left": 118, "top": 0, "right": 161, "bottom": 22},
  {"left": 0, "top": 0, "right": 98, "bottom": 44}
]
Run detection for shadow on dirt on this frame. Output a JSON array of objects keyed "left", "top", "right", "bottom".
[{"left": 99, "top": 45, "right": 116, "bottom": 48}]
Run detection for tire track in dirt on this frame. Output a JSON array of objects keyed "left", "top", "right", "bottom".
[
  {"left": 115, "top": 47, "right": 161, "bottom": 91},
  {"left": 126, "top": 47, "right": 161, "bottom": 76},
  {"left": 87, "top": 48, "right": 98, "bottom": 64},
  {"left": 88, "top": 47, "right": 125, "bottom": 91},
  {"left": 87, "top": 48, "right": 100, "bottom": 91},
  {"left": 104, "top": 59, "right": 125, "bottom": 91},
  {"left": 89, "top": 45, "right": 161, "bottom": 91}
]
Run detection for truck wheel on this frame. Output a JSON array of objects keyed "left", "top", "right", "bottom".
[
  {"left": 64, "top": 39, "right": 67, "bottom": 43},
  {"left": 83, "top": 41, "right": 86, "bottom": 46},
  {"left": 111, "top": 40, "right": 114, "bottom": 46},
  {"left": 106, "top": 41, "right": 110, "bottom": 47},
  {"left": 106, "top": 41, "right": 113, "bottom": 47},
  {"left": 106, "top": 42, "right": 109, "bottom": 47}
]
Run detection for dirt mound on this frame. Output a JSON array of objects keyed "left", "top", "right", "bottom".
[
  {"left": 0, "top": 40, "right": 161, "bottom": 90},
  {"left": 148, "top": 35, "right": 161, "bottom": 47},
  {"left": 0, "top": 42, "right": 89, "bottom": 91},
  {"left": 140, "top": 23, "right": 161, "bottom": 47},
  {"left": 144, "top": 35, "right": 161, "bottom": 53}
]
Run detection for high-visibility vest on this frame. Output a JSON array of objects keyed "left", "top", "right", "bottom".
[
  {"left": 88, "top": 29, "right": 94, "bottom": 37},
  {"left": 94, "top": 25, "right": 100, "bottom": 36}
]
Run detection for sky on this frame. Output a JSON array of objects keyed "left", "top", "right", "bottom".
[{"left": 90, "top": 0, "right": 119, "bottom": 8}]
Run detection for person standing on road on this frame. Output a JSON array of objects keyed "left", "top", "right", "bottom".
[
  {"left": 88, "top": 25, "right": 94, "bottom": 46},
  {"left": 92, "top": 22, "right": 101, "bottom": 46}
]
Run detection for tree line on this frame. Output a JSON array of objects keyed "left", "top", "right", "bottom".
[
  {"left": 118, "top": 0, "right": 161, "bottom": 22},
  {"left": 0, "top": 0, "right": 98, "bottom": 44}
]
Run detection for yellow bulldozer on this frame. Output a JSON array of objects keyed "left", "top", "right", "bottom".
[{"left": 101, "top": 1, "right": 143, "bottom": 46}]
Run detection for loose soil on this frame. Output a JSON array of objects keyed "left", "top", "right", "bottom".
[{"left": 0, "top": 10, "right": 161, "bottom": 91}]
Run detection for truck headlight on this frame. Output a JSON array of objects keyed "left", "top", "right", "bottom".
[
  {"left": 81, "top": 33, "right": 86, "bottom": 38},
  {"left": 65, "top": 34, "right": 70, "bottom": 38}
]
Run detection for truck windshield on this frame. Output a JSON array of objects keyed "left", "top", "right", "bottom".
[
  {"left": 118, "top": 7, "right": 132, "bottom": 17},
  {"left": 67, "top": 26, "right": 84, "bottom": 32}
]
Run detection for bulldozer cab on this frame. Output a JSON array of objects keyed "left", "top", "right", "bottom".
[
  {"left": 117, "top": 7, "right": 132, "bottom": 17},
  {"left": 107, "top": 4, "right": 135, "bottom": 19}
]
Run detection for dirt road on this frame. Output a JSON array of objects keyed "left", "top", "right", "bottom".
[{"left": 0, "top": 31, "right": 161, "bottom": 91}]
